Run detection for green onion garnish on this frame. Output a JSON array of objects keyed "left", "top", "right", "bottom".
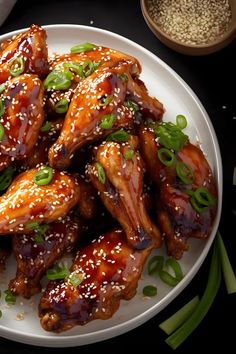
[
  {"left": 0, "top": 99, "right": 4, "bottom": 117},
  {"left": 44, "top": 70, "right": 73, "bottom": 90},
  {"left": 106, "top": 129, "right": 130, "bottom": 142},
  {"left": 143, "top": 285, "right": 157, "bottom": 297},
  {"left": 69, "top": 272, "right": 84, "bottom": 287},
  {"left": 70, "top": 42, "right": 96, "bottom": 53},
  {"left": 8, "top": 57, "right": 25, "bottom": 77},
  {"left": 233, "top": 166, "right": 236, "bottom": 186},
  {"left": 99, "top": 95, "right": 113, "bottom": 107},
  {"left": 0, "top": 166, "right": 15, "bottom": 191},
  {"left": 159, "top": 295, "right": 200, "bottom": 335},
  {"left": 124, "top": 149, "right": 135, "bottom": 160},
  {"left": 40, "top": 121, "right": 52, "bottom": 132},
  {"left": 118, "top": 73, "right": 128, "bottom": 83},
  {"left": 46, "top": 264, "right": 70, "bottom": 280},
  {"left": 82, "top": 60, "right": 100, "bottom": 77},
  {"left": 176, "top": 161, "right": 194, "bottom": 184},
  {"left": 189, "top": 187, "right": 215, "bottom": 214},
  {"left": 0, "top": 123, "right": 5, "bottom": 141},
  {"left": 147, "top": 255, "right": 164, "bottom": 276},
  {"left": 159, "top": 258, "right": 184, "bottom": 287},
  {"left": 157, "top": 147, "right": 176, "bottom": 167},
  {"left": 0, "top": 84, "right": 5, "bottom": 94},
  {"left": 176, "top": 114, "right": 187, "bottom": 130},
  {"left": 155, "top": 122, "right": 188, "bottom": 152},
  {"left": 4, "top": 289, "right": 16, "bottom": 305},
  {"left": 26, "top": 221, "right": 40, "bottom": 230},
  {"left": 165, "top": 241, "right": 221, "bottom": 350},
  {"left": 63, "top": 62, "right": 84, "bottom": 77},
  {"left": 95, "top": 162, "right": 106, "bottom": 184},
  {"left": 99, "top": 113, "right": 117, "bottom": 129},
  {"left": 216, "top": 231, "right": 236, "bottom": 294},
  {"left": 126, "top": 99, "right": 139, "bottom": 113},
  {"left": 33, "top": 166, "right": 53, "bottom": 186},
  {"left": 54, "top": 99, "right": 69, "bottom": 114}
]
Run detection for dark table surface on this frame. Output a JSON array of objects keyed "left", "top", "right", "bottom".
[{"left": 0, "top": 0, "right": 236, "bottom": 353}]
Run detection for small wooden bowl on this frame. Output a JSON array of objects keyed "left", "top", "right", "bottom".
[{"left": 141, "top": 0, "right": 236, "bottom": 55}]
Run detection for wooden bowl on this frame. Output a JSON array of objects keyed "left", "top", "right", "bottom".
[{"left": 141, "top": 0, "right": 236, "bottom": 55}]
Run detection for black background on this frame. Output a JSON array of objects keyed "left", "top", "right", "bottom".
[{"left": 0, "top": 0, "right": 236, "bottom": 353}]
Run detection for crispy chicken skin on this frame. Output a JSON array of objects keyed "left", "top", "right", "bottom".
[
  {"left": 48, "top": 66, "right": 134, "bottom": 169},
  {"left": 39, "top": 229, "right": 153, "bottom": 332},
  {"left": 0, "top": 167, "right": 80, "bottom": 234},
  {"left": 138, "top": 125, "right": 217, "bottom": 259},
  {"left": 0, "top": 74, "right": 44, "bottom": 166},
  {"left": 0, "top": 24, "right": 49, "bottom": 84},
  {"left": 9, "top": 214, "right": 81, "bottom": 298},
  {"left": 87, "top": 138, "right": 161, "bottom": 250}
]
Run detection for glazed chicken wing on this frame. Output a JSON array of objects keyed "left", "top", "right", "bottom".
[
  {"left": 87, "top": 137, "right": 161, "bottom": 250},
  {"left": 0, "top": 167, "right": 80, "bottom": 234},
  {"left": 0, "top": 74, "right": 44, "bottom": 165},
  {"left": 138, "top": 125, "right": 217, "bottom": 259},
  {"left": 0, "top": 24, "right": 49, "bottom": 84},
  {"left": 39, "top": 229, "right": 153, "bottom": 332},
  {"left": 9, "top": 213, "right": 82, "bottom": 298}
]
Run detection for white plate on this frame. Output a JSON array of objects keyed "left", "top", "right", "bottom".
[{"left": 0, "top": 24, "right": 222, "bottom": 347}]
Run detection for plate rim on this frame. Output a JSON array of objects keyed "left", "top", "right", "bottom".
[{"left": 0, "top": 24, "right": 222, "bottom": 347}]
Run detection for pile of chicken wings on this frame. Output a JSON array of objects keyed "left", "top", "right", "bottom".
[{"left": 0, "top": 25, "right": 217, "bottom": 332}]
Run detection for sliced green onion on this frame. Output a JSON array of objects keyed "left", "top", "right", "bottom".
[
  {"left": 8, "top": 57, "right": 25, "bottom": 77},
  {"left": 70, "top": 42, "right": 96, "bottom": 53},
  {"left": 159, "top": 295, "right": 200, "bottom": 335},
  {"left": 33, "top": 166, "right": 53, "bottom": 186},
  {"left": 34, "top": 224, "right": 49, "bottom": 244},
  {"left": 147, "top": 255, "right": 164, "bottom": 276},
  {"left": 233, "top": 166, "right": 236, "bottom": 186},
  {"left": 143, "top": 285, "right": 157, "bottom": 297},
  {"left": 0, "top": 84, "right": 5, "bottom": 94},
  {"left": 0, "top": 123, "right": 5, "bottom": 141},
  {"left": 158, "top": 147, "right": 176, "bottom": 167},
  {"left": 188, "top": 187, "right": 215, "bottom": 214},
  {"left": 40, "top": 121, "right": 52, "bottom": 132},
  {"left": 4, "top": 289, "right": 16, "bottom": 305},
  {"left": 99, "top": 113, "right": 117, "bottom": 129},
  {"left": 82, "top": 60, "right": 100, "bottom": 77},
  {"left": 159, "top": 270, "right": 180, "bottom": 287},
  {"left": 126, "top": 99, "right": 139, "bottom": 113},
  {"left": 44, "top": 70, "right": 73, "bottom": 90},
  {"left": 176, "top": 161, "right": 194, "bottom": 184},
  {"left": 159, "top": 258, "right": 183, "bottom": 287},
  {"left": 63, "top": 62, "right": 84, "bottom": 77},
  {"left": 54, "top": 99, "right": 69, "bottom": 114},
  {"left": 176, "top": 115, "right": 187, "bottom": 130},
  {"left": 46, "top": 264, "right": 70, "bottom": 280},
  {"left": 165, "top": 241, "right": 221, "bottom": 350},
  {"left": 99, "top": 95, "right": 113, "bottom": 107},
  {"left": 96, "top": 162, "right": 106, "bottom": 184},
  {"left": 26, "top": 221, "right": 40, "bottom": 230},
  {"left": 118, "top": 73, "right": 128, "bottom": 82},
  {"left": 34, "top": 234, "right": 45, "bottom": 244},
  {"left": 155, "top": 122, "right": 188, "bottom": 152},
  {"left": 69, "top": 272, "right": 84, "bottom": 287},
  {"left": 124, "top": 149, "right": 135, "bottom": 160},
  {"left": 106, "top": 129, "right": 130, "bottom": 142},
  {"left": 216, "top": 231, "right": 236, "bottom": 294},
  {"left": 0, "top": 100, "right": 4, "bottom": 118},
  {"left": 0, "top": 166, "right": 15, "bottom": 191}
]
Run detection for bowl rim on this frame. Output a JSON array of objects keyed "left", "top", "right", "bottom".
[{"left": 141, "top": 0, "right": 236, "bottom": 49}]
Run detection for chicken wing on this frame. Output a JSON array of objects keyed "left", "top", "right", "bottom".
[
  {"left": 0, "top": 24, "right": 49, "bottom": 84},
  {"left": 87, "top": 137, "right": 161, "bottom": 250},
  {"left": 0, "top": 74, "right": 44, "bottom": 163},
  {"left": 39, "top": 229, "right": 152, "bottom": 332},
  {"left": 0, "top": 167, "right": 80, "bottom": 234},
  {"left": 9, "top": 213, "right": 82, "bottom": 298},
  {"left": 138, "top": 124, "right": 217, "bottom": 259}
]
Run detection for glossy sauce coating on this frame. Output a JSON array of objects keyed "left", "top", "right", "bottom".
[
  {"left": 0, "top": 167, "right": 80, "bottom": 234},
  {"left": 39, "top": 229, "right": 153, "bottom": 332}
]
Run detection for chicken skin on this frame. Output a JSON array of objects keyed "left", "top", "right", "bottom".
[
  {"left": 39, "top": 229, "right": 153, "bottom": 332},
  {"left": 0, "top": 74, "right": 44, "bottom": 165},
  {"left": 9, "top": 213, "right": 81, "bottom": 298},
  {"left": 0, "top": 167, "right": 80, "bottom": 234},
  {"left": 0, "top": 24, "right": 49, "bottom": 84},
  {"left": 87, "top": 138, "right": 161, "bottom": 250},
  {"left": 138, "top": 124, "right": 217, "bottom": 259}
]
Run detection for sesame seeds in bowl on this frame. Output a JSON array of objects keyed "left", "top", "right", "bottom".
[{"left": 141, "top": 0, "right": 236, "bottom": 55}]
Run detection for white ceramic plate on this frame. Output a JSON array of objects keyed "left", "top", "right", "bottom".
[{"left": 0, "top": 24, "right": 222, "bottom": 347}]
